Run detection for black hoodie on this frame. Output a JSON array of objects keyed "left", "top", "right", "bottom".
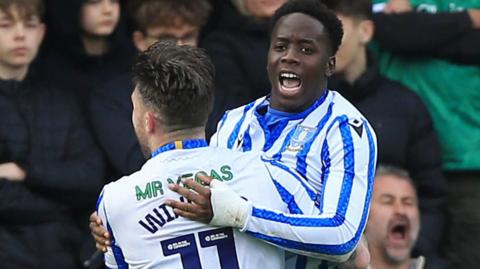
[
  {"left": 202, "top": 1, "right": 272, "bottom": 137},
  {"left": 39, "top": 0, "right": 135, "bottom": 108}
]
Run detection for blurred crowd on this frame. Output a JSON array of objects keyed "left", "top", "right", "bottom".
[{"left": 0, "top": 0, "right": 478, "bottom": 269}]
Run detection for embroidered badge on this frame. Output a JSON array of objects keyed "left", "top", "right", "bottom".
[{"left": 287, "top": 126, "right": 317, "bottom": 152}]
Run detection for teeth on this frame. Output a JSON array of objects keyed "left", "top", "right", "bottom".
[{"left": 280, "top": 72, "right": 299, "bottom": 79}]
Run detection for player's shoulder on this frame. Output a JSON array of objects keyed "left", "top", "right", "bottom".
[
  {"left": 326, "top": 91, "right": 376, "bottom": 141},
  {"left": 329, "top": 91, "right": 367, "bottom": 121},
  {"left": 221, "top": 97, "right": 266, "bottom": 122},
  {"left": 101, "top": 168, "right": 147, "bottom": 210},
  {"left": 210, "top": 146, "right": 264, "bottom": 165}
]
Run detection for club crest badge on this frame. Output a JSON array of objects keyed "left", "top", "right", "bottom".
[{"left": 287, "top": 126, "right": 317, "bottom": 152}]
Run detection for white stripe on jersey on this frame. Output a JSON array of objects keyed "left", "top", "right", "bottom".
[{"left": 211, "top": 90, "right": 378, "bottom": 262}]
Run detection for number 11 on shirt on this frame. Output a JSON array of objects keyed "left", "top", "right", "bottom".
[{"left": 161, "top": 227, "right": 240, "bottom": 269}]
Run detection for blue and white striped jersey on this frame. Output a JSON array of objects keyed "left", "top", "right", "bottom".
[
  {"left": 97, "top": 140, "right": 344, "bottom": 269},
  {"left": 211, "top": 90, "right": 378, "bottom": 266}
]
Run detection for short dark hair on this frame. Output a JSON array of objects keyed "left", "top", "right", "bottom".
[
  {"left": 271, "top": 0, "right": 343, "bottom": 55},
  {"left": 322, "top": 0, "right": 372, "bottom": 19},
  {"left": 0, "top": 0, "right": 45, "bottom": 19},
  {"left": 133, "top": 41, "right": 215, "bottom": 129},
  {"left": 129, "top": 0, "right": 211, "bottom": 33}
]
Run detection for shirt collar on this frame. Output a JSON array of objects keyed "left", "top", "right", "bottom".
[{"left": 151, "top": 139, "right": 208, "bottom": 158}]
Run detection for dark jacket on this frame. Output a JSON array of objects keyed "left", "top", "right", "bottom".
[
  {"left": 40, "top": 0, "right": 136, "bottom": 107},
  {"left": 0, "top": 71, "right": 104, "bottom": 268},
  {"left": 202, "top": 2, "right": 271, "bottom": 137},
  {"left": 89, "top": 73, "right": 145, "bottom": 179},
  {"left": 329, "top": 54, "right": 448, "bottom": 269},
  {"left": 373, "top": 11, "right": 480, "bottom": 65}
]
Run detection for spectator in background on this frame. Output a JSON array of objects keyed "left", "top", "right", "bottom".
[
  {"left": 323, "top": 0, "right": 447, "bottom": 268},
  {"left": 0, "top": 0, "right": 104, "bottom": 268},
  {"left": 203, "top": 0, "right": 286, "bottom": 137},
  {"left": 89, "top": 0, "right": 211, "bottom": 178},
  {"left": 373, "top": 0, "right": 480, "bottom": 65},
  {"left": 40, "top": 0, "right": 135, "bottom": 106},
  {"left": 370, "top": 1, "right": 480, "bottom": 268},
  {"left": 366, "top": 165, "right": 425, "bottom": 269}
]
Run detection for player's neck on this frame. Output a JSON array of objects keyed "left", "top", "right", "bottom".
[{"left": 149, "top": 127, "right": 206, "bottom": 152}]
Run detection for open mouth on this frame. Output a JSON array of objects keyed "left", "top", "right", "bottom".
[
  {"left": 388, "top": 218, "right": 410, "bottom": 245},
  {"left": 390, "top": 224, "right": 407, "bottom": 239},
  {"left": 279, "top": 71, "right": 302, "bottom": 90}
]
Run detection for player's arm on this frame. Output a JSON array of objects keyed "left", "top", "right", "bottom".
[
  {"left": 96, "top": 189, "right": 126, "bottom": 269},
  {"left": 241, "top": 118, "right": 377, "bottom": 261},
  {"left": 168, "top": 118, "right": 377, "bottom": 262}
]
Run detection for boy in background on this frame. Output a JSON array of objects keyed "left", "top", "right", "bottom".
[{"left": 0, "top": 0, "right": 104, "bottom": 268}]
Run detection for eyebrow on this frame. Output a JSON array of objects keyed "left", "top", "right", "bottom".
[{"left": 274, "top": 35, "right": 320, "bottom": 43}]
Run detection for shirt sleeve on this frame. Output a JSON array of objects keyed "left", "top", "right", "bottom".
[
  {"left": 97, "top": 188, "right": 127, "bottom": 269},
  {"left": 242, "top": 119, "right": 377, "bottom": 262}
]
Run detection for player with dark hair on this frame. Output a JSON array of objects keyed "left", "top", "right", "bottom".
[
  {"left": 173, "top": 0, "right": 377, "bottom": 267},
  {"left": 92, "top": 0, "right": 376, "bottom": 267},
  {"left": 97, "top": 40, "right": 364, "bottom": 268},
  {"left": 89, "top": 0, "right": 212, "bottom": 178}
]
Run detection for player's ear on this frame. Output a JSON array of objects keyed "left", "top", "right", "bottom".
[
  {"left": 325, "top": 56, "right": 336, "bottom": 77},
  {"left": 145, "top": 112, "right": 156, "bottom": 134}
]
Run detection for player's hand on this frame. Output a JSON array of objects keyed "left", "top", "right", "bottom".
[
  {"left": 0, "top": 162, "right": 26, "bottom": 182},
  {"left": 166, "top": 174, "right": 213, "bottom": 223},
  {"left": 89, "top": 212, "right": 111, "bottom": 252}
]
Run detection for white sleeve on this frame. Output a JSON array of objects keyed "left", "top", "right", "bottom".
[
  {"left": 97, "top": 188, "right": 128, "bottom": 269},
  {"left": 243, "top": 120, "right": 377, "bottom": 262}
]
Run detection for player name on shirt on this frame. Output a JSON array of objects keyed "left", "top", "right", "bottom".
[{"left": 139, "top": 197, "right": 184, "bottom": 234}]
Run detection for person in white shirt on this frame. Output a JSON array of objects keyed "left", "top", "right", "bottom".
[
  {"left": 97, "top": 40, "right": 364, "bottom": 268},
  {"left": 91, "top": 1, "right": 376, "bottom": 268}
]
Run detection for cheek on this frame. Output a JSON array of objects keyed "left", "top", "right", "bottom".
[
  {"left": 111, "top": 4, "right": 120, "bottom": 22},
  {"left": 81, "top": 9, "right": 97, "bottom": 30},
  {"left": 367, "top": 207, "right": 390, "bottom": 231},
  {"left": 409, "top": 210, "right": 421, "bottom": 234}
]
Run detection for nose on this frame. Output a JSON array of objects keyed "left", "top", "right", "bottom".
[
  {"left": 14, "top": 23, "right": 26, "bottom": 39},
  {"left": 280, "top": 47, "right": 299, "bottom": 65},
  {"left": 392, "top": 201, "right": 407, "bottom": 215}
]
